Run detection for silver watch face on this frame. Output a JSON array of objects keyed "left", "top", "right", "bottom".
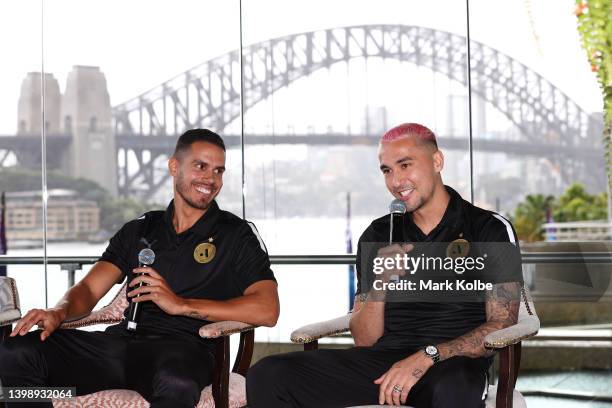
[{"left": 425, "top": 345, "right": 438, "bottom": 356}]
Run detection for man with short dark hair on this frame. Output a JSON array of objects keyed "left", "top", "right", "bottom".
[
  {"left": 247, "top": 123, "right": 523, "bottom": 407},
  {"left": 0, "top": 129, "right": 279, "bottom": 408}
]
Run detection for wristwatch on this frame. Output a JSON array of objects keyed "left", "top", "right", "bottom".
[{"left": 423, "top": 345, "right": 440, "bottom": 364}]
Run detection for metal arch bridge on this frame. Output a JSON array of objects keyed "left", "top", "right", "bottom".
[
  {"left": 114, "top": 24, "right": 601, "bottom": 141},
  {"left": 0, "top": 25, "right": 601, "bottom": 197},
  {"left": 112, "top": 24, "right": 604, "bottom": 198}
]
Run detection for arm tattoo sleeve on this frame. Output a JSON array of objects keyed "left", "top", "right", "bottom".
[{"left": 438, "top": 282, "right": 521, "bottom": 360}]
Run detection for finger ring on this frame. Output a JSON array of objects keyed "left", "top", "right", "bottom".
[{"left": 393, "top": 385, "right": 403, "bottom": 393}]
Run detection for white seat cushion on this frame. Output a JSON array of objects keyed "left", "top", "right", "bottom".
[
  {"left": 52, "top": 372, "right": 247, "bottom": 408},
  {"left": 485, "top": 385, "right": 526, "bottom": 408}
]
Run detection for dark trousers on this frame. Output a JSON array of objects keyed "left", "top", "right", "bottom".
[
  {"left": 0, "top": 328, "right": 215, "bottom": 408},
  {"left": 247, "top": 347, "right": 490, "bottom": 408}
]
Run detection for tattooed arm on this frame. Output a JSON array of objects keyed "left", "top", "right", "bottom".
[
  {"left": 179, "top": 279, "right": 280, "bottom": 327},
  {"left": 437, "top": 281, "right": 521, "bottom": 360}
]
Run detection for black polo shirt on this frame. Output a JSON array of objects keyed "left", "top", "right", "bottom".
[
  {"left": 99, "top": 200, "right": 275, "bottom": 342},
  {"left": 356, "top": 186, "right": 523, "bottom": 351}
]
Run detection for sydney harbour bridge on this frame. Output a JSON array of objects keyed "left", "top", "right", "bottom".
[{"left": 0, "top": 25, "right": 604, "bottom": 200}]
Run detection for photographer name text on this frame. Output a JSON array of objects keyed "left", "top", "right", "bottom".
[{"left": 373, "top": 279, "right": 493, "bottom": 291}]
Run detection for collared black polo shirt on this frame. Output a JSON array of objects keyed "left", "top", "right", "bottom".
[
  {"left": 99, "top": 200, "right": 275, "bottom": 342},
  {"left": 355, "top": 186, "right": 523, "bottom": 351}
]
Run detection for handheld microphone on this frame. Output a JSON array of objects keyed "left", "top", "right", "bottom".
[
  {"left": 388, "top": 199, "right": 407, "bottom": 283},
  {"left": 389, "top": 199, "right": 407, "bottom": 244},
  {"left": 127, "top": 248, "right": 155, "bottom": 332}
]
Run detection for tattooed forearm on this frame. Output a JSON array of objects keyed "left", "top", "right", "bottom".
[
  {"left": 438, "top": 323, "right": 499, "bottom": 359},
  {"left": 486, "top": 282, "right": 521, "bottom": 327},
  {"left": 412, "top": 368, "right": 424, "bottom": 379},
  {"left": 188, "top": 311, "right": 209, "bottom": 320},
  {"left": 438, "top": 282, "right": 521, "bottom": 360}
]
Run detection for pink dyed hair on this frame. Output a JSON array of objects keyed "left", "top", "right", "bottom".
[{"left": 381, "top": 123, "right": 438, "bottom": 148}]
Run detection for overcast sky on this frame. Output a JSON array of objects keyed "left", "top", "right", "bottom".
[{"left": 0, "top": 0, "right": 602, "bottom": 135}]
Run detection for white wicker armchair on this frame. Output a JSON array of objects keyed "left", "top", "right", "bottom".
[{"left": 290, "top": 286, "right": 540, "bottom": 408}]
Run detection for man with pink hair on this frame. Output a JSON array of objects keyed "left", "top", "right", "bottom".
[{"left": 248, "top": 123, "right": 523, "bottom": 407}]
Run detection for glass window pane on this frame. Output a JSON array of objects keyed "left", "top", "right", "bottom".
[{"left": 0, "top": 1, "right": 46, "bottom": 309}]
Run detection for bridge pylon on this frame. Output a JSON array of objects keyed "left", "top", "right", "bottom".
[
  {"left": 15, "top": 72, "right": 65, "bottom": 169},
  {"left": 17, "top": 72, "right": 61, "bottom": 135},
  {"left": 61, "top": 66, "right": 118, "bottom": 196}
]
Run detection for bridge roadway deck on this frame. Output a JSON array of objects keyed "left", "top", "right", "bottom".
[{"left": 0, "top": 133, "right": 601, "bottom": 159}]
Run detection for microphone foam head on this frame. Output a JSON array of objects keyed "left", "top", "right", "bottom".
[
  {"left": 389, "top": 199, "right": 407, "bottom": 214},
  {"left": 138, "top": 248, "right": 156, "bottom": 266}
]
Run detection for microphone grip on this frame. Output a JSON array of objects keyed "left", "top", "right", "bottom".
[
  {"left": 389, "top": 213, "right": 395, "bottom": 244},
  {"left": 389, "top": 214, "right": 400, "bottom": 283},
  {"left": 126, "top": 264, "right": 148, "bottom": 331}
]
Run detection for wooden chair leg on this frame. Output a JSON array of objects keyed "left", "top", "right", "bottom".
[
  {"left": 512, "top": 342, "right": 522, "bottom": 388},
  {"left": 496, "top": 345, "right": 515, "bottom": 408},
  {"left": 304, "top": 340, "right": 318, "bottom": 351},
  {"left": 212, "top": 337, "right": 230, "bottom": 408},
  {"left": 232, "top": 330, "right": 254, "bottom": 376}
]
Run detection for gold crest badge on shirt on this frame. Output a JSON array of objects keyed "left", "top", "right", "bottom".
[
  {"left": 446, "top": 234, "right": 470, "bottom": 259},
  {"left": 194, "top": 238, "right": 216, "bottom": 264}
]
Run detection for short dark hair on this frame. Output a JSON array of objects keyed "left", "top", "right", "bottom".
[{"left": 173, "top": 128, "right": 226, "bottom": 158}]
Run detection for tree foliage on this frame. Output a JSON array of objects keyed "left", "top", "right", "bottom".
[
  {"left": 512, "top": 183, "right": 608, "bottom": 242},
  {"left": 512, "top": 194, "right": 555, "bottom": 242},
  {"left": 575, "top": 0, "right": 612, "bottom": 209},
  {"left": 553, "top": 183, "right": 608, "bottom": 221}
]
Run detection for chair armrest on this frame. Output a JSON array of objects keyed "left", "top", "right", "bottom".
[
  {"left": 0, "top": 277, "right": 21, "bottom": 327},
  {"left": 484, "top": 315, "right": 540, "bottom": 348},
  {"left": 60, "top": 307, "right": 124, "bottom": 329},
  {"left": 199, "top": 321, "right": 257, "bottom": 338},
  {"left": 60, "top": 284, "right": 128, "bottom": 329},
  {"left": 290, "top": 314, "right": 351, "bottom": 344}
]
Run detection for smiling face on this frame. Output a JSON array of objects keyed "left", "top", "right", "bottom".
[
  {"left": 169, "top": 141, "right": 226, "bottom": 211},
  {"left": 378, "top": 135, "right": 444, "bottom": 213}
]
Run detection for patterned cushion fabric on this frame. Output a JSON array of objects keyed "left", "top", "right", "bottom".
[
  {"left": 52, "top": 373, "right": 247, "bottom": 408},
  {"left": 199, "top": 321, "right": 256, "bottom": 338},
  {"left": 60, "top": 284, "right": 128, "bottom": 329},
  {"left": 0, "top": 277, "right": 20, "bottom": 326},
  {"left": 290, "top": 314, "right": 351, "bottom": 343},
  {"left": 197, "top": 373, "right": 247, "bottom": 408},
  {"left": 53, "top": 389, "right": 148, "bottom": 408}
]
